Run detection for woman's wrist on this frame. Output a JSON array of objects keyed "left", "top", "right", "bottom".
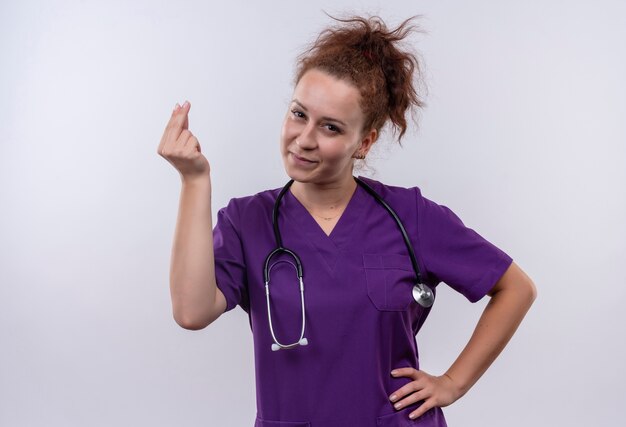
[
  {"left": 442, "top": 371, "right": 470, "bottom": 400},
  {"left": 181, "top": 172, "right": 211, "bottom": 188}
]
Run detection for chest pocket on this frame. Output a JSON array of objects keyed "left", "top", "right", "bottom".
[{"left": 363, "top": 253, "right": 417, "bottom": 312}]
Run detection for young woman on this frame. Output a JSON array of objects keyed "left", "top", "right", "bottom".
[{"left": 158, "top": 15, "right": 536, "bottom": 427}]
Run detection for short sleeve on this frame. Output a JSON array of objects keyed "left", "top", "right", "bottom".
[
  {"left": 415, "top": 188, "right": 513, "bottom": 302},
  {"left": 213, "top": 201, "right": 250, "bottom": 313}
]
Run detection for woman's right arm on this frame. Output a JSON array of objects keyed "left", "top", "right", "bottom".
[{"left": 158, "top": 101, "right": 227, "bottom": 330}]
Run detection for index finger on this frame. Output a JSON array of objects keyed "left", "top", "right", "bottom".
[{"left": 391, "top": 367, "right": 418, "bottom": 378}]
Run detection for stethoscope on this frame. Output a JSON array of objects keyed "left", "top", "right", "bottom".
[{"left": 263, "top": 177, "right": 435, "bottom": 351}]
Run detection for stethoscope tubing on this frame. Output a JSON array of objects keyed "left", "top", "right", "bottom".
[
  {"left": 263, "top": 177, "right": 434, "bottom": 351},
  {"left": 354, "top": 177, "right": 424, "bottom": 285}
]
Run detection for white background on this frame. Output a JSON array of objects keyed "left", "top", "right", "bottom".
[{"left": 1, "top": 0, "right": 625, "bottom": 426}]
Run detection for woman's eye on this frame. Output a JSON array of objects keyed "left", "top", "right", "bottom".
[
  {"left": 324, "top": 124, "right": 342, "bottom": 134},
  {"left": 291, "top": 109, "right": 305, "bottom": 119}
]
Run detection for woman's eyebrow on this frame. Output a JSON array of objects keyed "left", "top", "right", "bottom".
[{"left": 291, "top": 99, "right": 347, "bottom": 127}]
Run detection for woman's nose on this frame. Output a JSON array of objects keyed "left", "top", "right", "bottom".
[{"left": 296, "top": 123, "right": 317, "bottom": 150}]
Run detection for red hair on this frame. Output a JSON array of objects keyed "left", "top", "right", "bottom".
[{"left": 295, "top": 14, "right": 426, "bottom": 143}]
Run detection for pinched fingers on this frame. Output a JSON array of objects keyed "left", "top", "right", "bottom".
[
  {"left": 158, "top": 101, "right": 191, "bottom": 154},
  {"left": 157, "top": 100, "right": 209, "bottom": 179}
]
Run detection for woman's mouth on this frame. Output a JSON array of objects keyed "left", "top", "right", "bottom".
[{"left": 290, "top": 152, "right": 318, "bottom": 166}]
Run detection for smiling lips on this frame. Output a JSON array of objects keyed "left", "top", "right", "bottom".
[{"left": 291, "top": 152, "right": 318, "bottom": 163}]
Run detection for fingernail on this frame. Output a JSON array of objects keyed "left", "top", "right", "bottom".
[
  {"left": 174, "top": 103, "right": 181, "bottom": 111},
  {"left": 389, "top": 394, "right": 397, "bottom": 402},
  {"left": 182, "top": 100, "right": 189, "bottom": 108},
  {"left": 394, "top": 402, "right": 402, "bottom": 409},
  {"left": 391, "top": 370, "right": 398, "bottom": 376},
  {"left": 409, "top": 413, "right": 417, "bottom": 420}
]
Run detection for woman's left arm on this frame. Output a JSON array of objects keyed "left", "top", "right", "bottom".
[{"left": 389, "top": 261, "right": 537, "bottom": 420}]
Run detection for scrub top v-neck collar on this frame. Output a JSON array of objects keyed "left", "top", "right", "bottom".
[{"left": 281, "top": 179, "right": 369, "bottom": 272}]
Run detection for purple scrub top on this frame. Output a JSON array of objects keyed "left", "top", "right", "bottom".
[{"left": 213, "top": 176, "right": 513, "bottom": 427}]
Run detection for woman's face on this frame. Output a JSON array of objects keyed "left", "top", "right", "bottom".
[{"left": 280, "top": 68, "right": 376, "bottom": 186}]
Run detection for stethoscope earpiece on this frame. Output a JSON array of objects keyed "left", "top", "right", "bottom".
[{"left": 271, "top": 338, "right": 309, "bottom": 352}]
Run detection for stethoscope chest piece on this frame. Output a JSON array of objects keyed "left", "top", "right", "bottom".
[{"left": 412, "top": 283, "right": 435, "bottom": 308}]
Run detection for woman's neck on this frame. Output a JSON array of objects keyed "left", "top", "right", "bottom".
[{"left": 290, "top": 174, "right": 357, "bottom": 211}]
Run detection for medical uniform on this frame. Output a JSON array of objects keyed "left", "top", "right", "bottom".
[{"left": 213, "top": 176, "right": 513, "bottom": 427}]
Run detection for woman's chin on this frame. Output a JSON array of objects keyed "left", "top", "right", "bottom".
[{"left": 283, "top": 163, "right": 316, "bottom": 183}]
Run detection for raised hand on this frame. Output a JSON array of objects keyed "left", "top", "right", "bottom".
[{"left": 157, "top": 101, "right": 210, "bottom": 182}]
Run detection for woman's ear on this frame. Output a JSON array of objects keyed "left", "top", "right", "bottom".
[{"left": 360, "top": 128, "right": 378, "bottom": 156}]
